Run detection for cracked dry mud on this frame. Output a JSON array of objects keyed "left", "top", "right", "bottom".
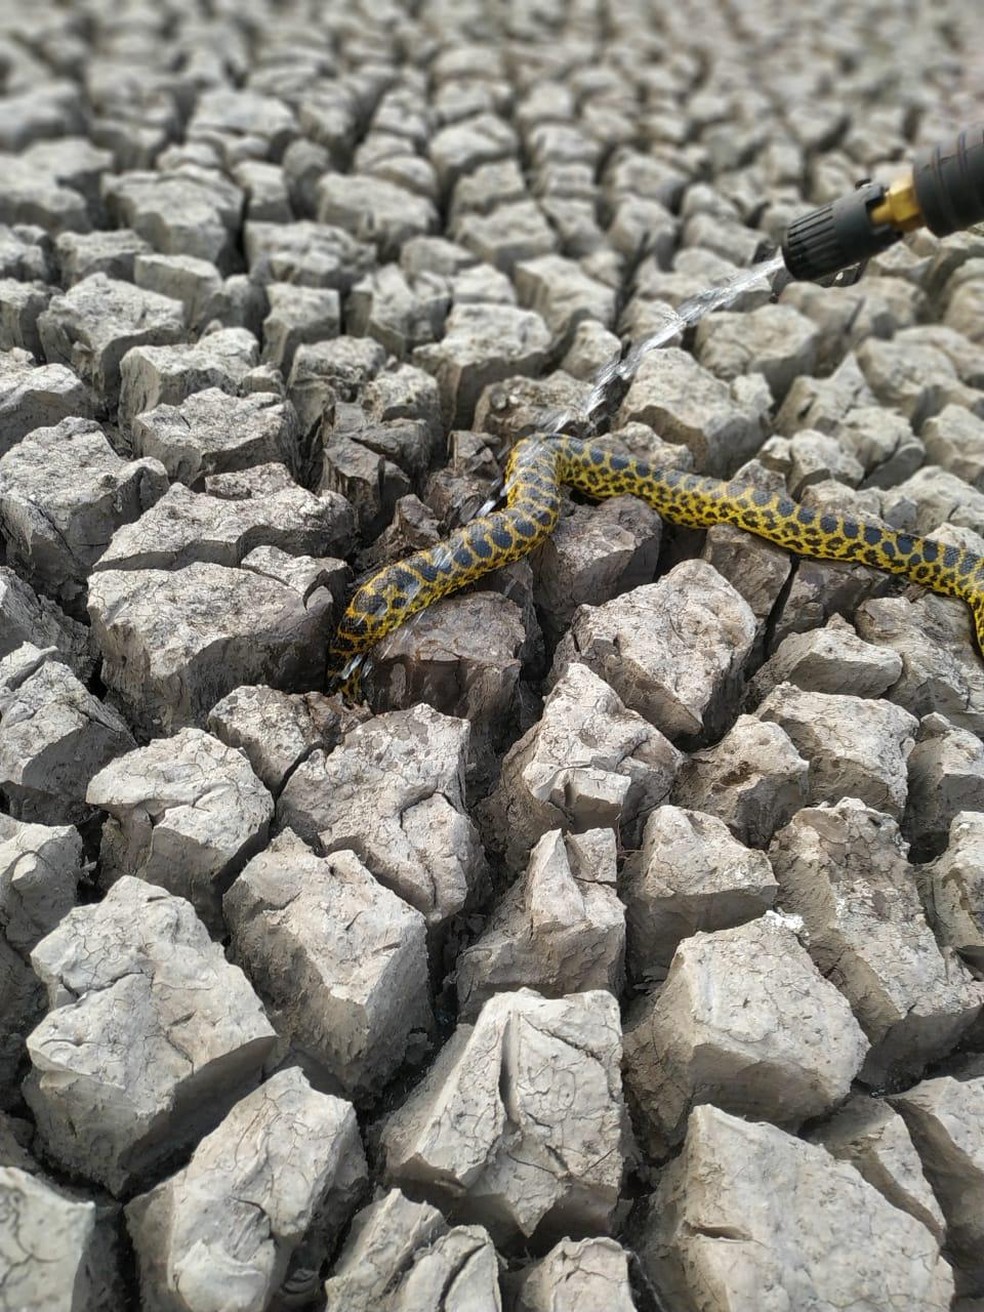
[{"left": 1, "top": 1, "right": 984, "bottom": 1310}]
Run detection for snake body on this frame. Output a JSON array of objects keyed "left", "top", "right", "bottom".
[{"left": 327, "top": 435, "right": 984, "bottom": 688}]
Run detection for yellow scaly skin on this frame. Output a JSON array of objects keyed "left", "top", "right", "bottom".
[{"left": 327, "top": 434, "right": 984, "bottom": 691}]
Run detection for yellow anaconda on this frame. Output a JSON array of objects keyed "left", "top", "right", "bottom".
[{"left": 327, "top": 434, "right": 984, "bottom": 689}]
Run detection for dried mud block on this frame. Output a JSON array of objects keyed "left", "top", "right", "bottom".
[
  {"left": 132, "top": 253, "right": 226, "bottom": 332},
  {"left": 88, "top": 557, "right": 336, "bottom": 736},
  {"left": 277, "top": 704, "right": 486, "bottom": 930},
  {"left": 890, "top": 1073, "right": 984, "bottom": 1293},
  {"left": 363, "top": 366, "right": 443, "bottom": 457},
  {"left": 126, "top": 1068, "right": 367, "bottom": 1312},
  {"left": 617, "top": 347, "right": 769, "bottom": 478},
  {"left": 945, "top": 276, "right": 984, "bottom": 343},
  {"left": 97, "top": 478, "right": 354, "bottom": 573},
  {"left": 0, "top": 224, "right": 51, "bottom": 282},
  {"left": 812, "top": 1096, "right": 945, "bottom": 1244},
  {"left": 226, "top": 830, "right": 433, "bottom": 1101},
  {"left": 380, "top": 988, "right": 626, "bottom": 1245},
  {"left": 0, "top": 643, "right": 135, "bottom": 825},
  {"left": 448, "top": 159, "right": 527, "bottom": 229},
  {"left": 603, "top": 146, "right": 687, "bottom": 212},
  {"left": 261, "top": 281, "right": 341, "bottom": 372},
  {"left": 207, "top": 684, "right": 356, "bottom": 794},
  {"left": 774, "top": 351, "right": 878, "bottom": 437},
  {"left": 0, "top": 416, "right": 168, "bottom": 615},
  {"left": 452, "top": 261, "right": 516, "bottom": 306},
  {"left": 770, "top": 554, "right": 890, "bottom": 651},
  {"left": 294, "top": 80, "right": 359, "bottom": 158},
  {"left": 785, "top": 430, "right": 865, "bottom": 496},
  {"left": 513, "top": 253, "right": 617, "bottom": 340},
  {"left": 552, "top": 562, "right": 756, "bottom": 741},
  {"left": 635, "top": 1106, "right": 954, "bottom": 1312},
  {"left": 893, "top": 466, "right": 984, "bottom": 536},
  {"left": 683, "top": 211, "right": 768, "bottom": 266},
  {"left": 473, "top": 370, "right": 589, "bottom": 446},
  {"left": 347, "top": 263, "right": 447, "bottom": 358},
  {"left": 118, "top": 326, "right": 259, "bottom": 425},
  {"left": 209, "top": 274, "right": 269, "bottom": 338},
  {"left": 86, "top": 728, "right": 272, "bottom": 934},
  {"left": 484, "top": 662, "right": 681, "bottom": 874},
  {"left": 622, "top": 805, "right": 777, "bottom": 983},
  {"left": 701, "top": 522, "right": 792, "bottom": 627},
  {"left": 922, "top": 404, "right": 984, "bottom": 490},
  {"left": 514, "top": 1237, "right": 636, "bottom": 1312},
  {"left": 0, "top": 351, "right": 90, "bottom": 458},
  {"left": 287, "top": 336, "right": 385, "bottom": 436},
  {"left": 383, "top": 1225, "right": 501, "bottom": 1311},
  {"left": 234, "top": 158, "right": 292, "bottom": 223},
  {"left": 25, "top": 877, "right": 276, "bottom": 1195},
  {"left": 187, "top": 86, "right": 299, "bottom": 160},
  {"left": 15, "top": 131, "right": 108, "bottom": 203},
  {"left": 532, "top": 496, "right": 662, "bottom": 645},
  {"left": 56, "top": 228, "right": 152, "bottom": 285},
  {"left": 916, "top": 812, "right": 984, "bottom": 972},
  {"left": 857, "top": 337, "right": 978, "bottom": 428},
  {"left": 318, "top": 430, "right": 411, "bottom": 539},
  {"left": 832, "top": 406, "right": 924, "bottom": 489},
  {"left": 244, "top": 220, "right": 376, "bottom": 292},
  {"left": 369, "top": 591, "right": 525, "bottom": 761},
  {"left": 757, "top": 684, "right": 918, "bottom": 818},
  {"left": 323, "top": 1189, "right": 447, "bottom": 1311},
  {"left": 904, "top": 713, "right": 984, "bottom": 858},
  {"left": 0, "top": 276, "right": 51, "bottom": 356},
  {"left": 561, "top": 319, "right": 622, "bottom": 382},
  {"left": 0, "top": 78, "right": 80, "bottom": 142},
  {"left": 0, "top": 1167, "right": 124, "bottom": 1312},
  {"left": 327, "top": 399, "right": 436, "bottom": 494},
  {"left": 317, "top": 172, "right": 437, "bottom": 258},
  {"left": 423, "top": 429, "right": 500, "bottom": 527},
  {"left": 0, "top": 813, "right": 82, "bottom": 954},
  {"left": 0, "top": 152, "right": 91, "bottom": 234},
  {"left": 855, "top": 590, "right": 984, "bottom": 738},
  {"left": 132, "top": 388, "right": 303, "bottom": 487},
  {"left": 413, "top": 301, "right": 550, "bottom": 428},
  {"left": 623, "top": 916, "right": 867, "bottom": 1157},
  {"left": 747, "top": 617, "right": 903, "bottom": 704},
  {"left": 428, "top": 112, "right": 516, "bottom": 193},
  {"left": 0, "top": 565, "right": 92, "bottom": 679},
  {"left": 102, "top": 168, "right": 243, "bottom": 272},
  {"left": 455, "top": 828, "right": 624, "bottom": 1020},
  {"left": 37, "top": 273, "right": 186, "bottom": 406},
  {"left": 606, "top": 197, "right": 676, "bottom": 266},
  {"left": 694, "top": 302, "right": 819, "bottom": 401},
  {"left": 401, "top": 235, "right": 476, "bottom": 281},
  {"left": 769, "top": 800, "right": 983, "bottom": 1086}
]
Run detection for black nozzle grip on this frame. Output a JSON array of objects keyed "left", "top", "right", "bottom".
[
  {"left": 912, "top": 123, "right": 984, "bottom": 237},
  {"left": 782, "top": 181, "right": 902, "bottom": 282}
]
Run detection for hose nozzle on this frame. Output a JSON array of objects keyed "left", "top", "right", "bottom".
[{"left": 782, "top": 123, "right": 984, "bottom": 284}]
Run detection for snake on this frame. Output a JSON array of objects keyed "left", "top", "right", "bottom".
[{"left": 326, "top": 434, "right": 984, "bottom": 693}]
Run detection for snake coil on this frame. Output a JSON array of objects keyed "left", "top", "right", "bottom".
[{"left": 328, "top": 435, "right": 984, "bottom": 693}]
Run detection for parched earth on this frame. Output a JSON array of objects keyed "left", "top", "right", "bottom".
[{"left": 1, "top": 0, "right": 983, "bottom": 1309}]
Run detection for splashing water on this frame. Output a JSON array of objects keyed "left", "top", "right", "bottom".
[
  {"left": 544, "top": 249, "right": 788, "bottom": 437},
  {"left": 477, "top": 250, "right": 789, "bottom": 518}
]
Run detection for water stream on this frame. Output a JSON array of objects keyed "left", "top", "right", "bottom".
[
  {"left": 484, "top": 249, "right": 790, "bottom": 516},
  {"left": 351, "top": 251, "right": 792, "bottom": 684},
  {"left": 545, "top": 248, "right": 788, "bottom": 438}
]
